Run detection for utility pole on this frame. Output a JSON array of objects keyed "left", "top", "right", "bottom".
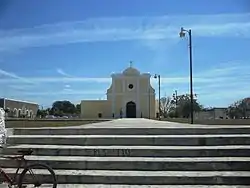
[
  {"left": 158, "top": 75, "right": 161, "bottom": 119},
  {"left": 180, "top": 27, "right": 194, "bottom": 124},
  {"left": 175, "top": 90, "right": 178, "bottom": 117},
  {"left": 173, "top": 90, "right": 178, "bottom": 117},
  {"left": 154, "top": 74, "right": 161, "bottom": 120},
  {"left": 148, "top": 87, "right": 151, "bottom": 119}
]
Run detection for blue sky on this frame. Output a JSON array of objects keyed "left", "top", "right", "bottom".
[{"left": 0, "top": 0, "right": 250, "bottom": 108}]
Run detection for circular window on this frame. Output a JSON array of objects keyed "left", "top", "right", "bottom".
[{"left": 128, "top": 84, "right": 134, "bottom": 89}]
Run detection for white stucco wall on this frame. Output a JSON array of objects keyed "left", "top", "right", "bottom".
[{"left": 81, "top": 66, "right": 156, "bottom": 118}]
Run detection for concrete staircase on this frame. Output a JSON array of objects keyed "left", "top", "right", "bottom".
[{"left": 2, "top": 119, "right": 250, "bottom": 187}]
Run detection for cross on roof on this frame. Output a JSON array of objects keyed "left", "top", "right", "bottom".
[{"left": 129, "top": 61, "right": 133, "bottom": 67}]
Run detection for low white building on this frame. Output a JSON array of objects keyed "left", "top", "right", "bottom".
[
  {"left": 195, "top": 108, "right": 228, "bottom": 120},
  {"left": 0, "top": 98, "right": 38, "bottom": 118}
]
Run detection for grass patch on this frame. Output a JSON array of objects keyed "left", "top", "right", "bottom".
[{"left": 162, "top": 118, "right": 250, "bottom": 125}]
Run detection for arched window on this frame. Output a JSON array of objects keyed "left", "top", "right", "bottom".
[
  {"left": 13, "top": 108, "right": 18, "bottom": 117},
  {"left": 18, "top": 109, "right": 22, "bottom": 118},
  {"left": 30, "top": 110, "right": 33, "bottom": 118},
  {"left": 26, "top": 110, "right": 29, "bottom": 117}
]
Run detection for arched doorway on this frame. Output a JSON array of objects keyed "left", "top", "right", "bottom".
[{"left": 126, "top": 101, "right": 136, "bottom": 118}]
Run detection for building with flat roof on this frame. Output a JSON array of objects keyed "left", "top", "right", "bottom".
[
  {"left": 0, "top": 98, "right": 39, "bottom": 118},
  {"left": 194, "top": 107, "right": 228, "bottom": 120}
]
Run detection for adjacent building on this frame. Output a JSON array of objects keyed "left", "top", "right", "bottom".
[
  {"left": 194, "top": 108, "right": 228, "bottom": 119},
  {"left": 81, "top": 66, "right": 157, "bottom": 118},
  {"left": 0, "top": 98, "right": 39, "bottom": 118}
]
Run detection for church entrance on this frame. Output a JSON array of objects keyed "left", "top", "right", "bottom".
[{"left": 126, "top": 101, "right": 136, "bottom": 118}]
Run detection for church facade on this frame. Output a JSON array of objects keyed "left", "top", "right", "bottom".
[{"left": 81, "top": 66, "right": 157, "bottom": 118}]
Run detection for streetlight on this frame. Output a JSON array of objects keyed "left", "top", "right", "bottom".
[
  {"left": 148, "top": 87, "right": 150, "bottom": 119},
  {"left": 154, "top": 74, "right": 161, "bottom": 120},
  {"left": 179, "top": 27, "right": 194, "bottom": 124},
  {"left": 172, "top": 90, "right": 178, "bottom": 117}
]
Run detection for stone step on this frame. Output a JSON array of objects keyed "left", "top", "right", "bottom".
[
  {"left": 26, "top": 185, "right": 250, "bottom": 188},
  {"left": 4, "top": 145, "right": 250, "bottom": 157},
  {"left": 1, "top": 156, "right": 250, "bottom": 171},
  {"left": 2, "top": 185, "right": 250, "bottom": 188},
  {"left": 7, "top": 134, "right": 250, "bottom": 146},
  {"left": 13, "top": 126, "right": 250, "bottom": 135},
  {"left": 7, "top": 119, "right": 250, "bottom": 186},
  {"left": 2, "top": 184, "right": 250, "bottom": 188},
  {"left": 1, "top": 185, "right": 250, "bottom": 188},
  {"left": 2, "top": 169, "right": 250, "bottom": 185}
]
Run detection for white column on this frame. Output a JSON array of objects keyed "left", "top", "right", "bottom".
[
  {"left": 123, "top": 79, "right": 126, "bottom": 117},
  {"left": 112, "top": 76, "right": 115, "bottom": 117},
  {"left": 148, "top": 79, "right": 150, "bottom": 118},
  {"left": 123, "top": 78, "right": 126, "bottom": 92},
  {"left": 137, "top": 78, "right": 140, "bottom": 117}
]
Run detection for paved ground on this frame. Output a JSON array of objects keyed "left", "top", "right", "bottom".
[{"left": 10, "top": 118, "right": 250, "bottom": 130}]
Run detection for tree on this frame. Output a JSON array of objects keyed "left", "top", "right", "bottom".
[
  {"left": 171, "top": 94, "right": 203, "bottom": 118},
  {"left": 76, "top": 104, "right": 81, "bottom": 114},
  {"left": 51, "top": 100, "right": 77, "bottom": 116},
  {"left": 46, "top": 108, "right": 52, "bottom": 115},
  {"left": 159, "top": 97, "right": 173, "bottom": 117},
  {"left": 227, "top": 97, "right": 250, "bottom": 119},
  {"left": 36, "top": 109, "right": 48, "bottom": 118}
]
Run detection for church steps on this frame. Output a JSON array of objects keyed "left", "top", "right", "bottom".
[
  {"left": 26, "top": 185, "right": 250, "bottom": 188},
  {"left": 2, "top": 168, "right": 250, "bottom": 185},
  {"left": 4, "top": 144, "right": 250, "bottom": 157},
  {"left": 7, "top": 134, "right": 250, "bottom": 146},
  {"left": 1, "top": 156, "right": 250, "bottom": 171},
  {"left": 17, "top": 185, "right": 250, "bottom": 188},
  {"left": 13, "top": 127, "right": 250, "bottom": 135},
  {"left": 3, "top": 184, "right": 250, "bottom": 188},
  {"left": 5, "top": 119, "right": 250, "bottom": 186}
]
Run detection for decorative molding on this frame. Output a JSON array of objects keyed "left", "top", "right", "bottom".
[
  {"left": 107, "top": 67, "right": 155, "bottom": 118},
  {"left": 137, "top": 78, "right": 140, "bottom": 117},
  {"left": 111, "top": 78, "right": 115, "bottom": 114},
  {"left": 112, "top": 74, "right": 150, "bottom": 79},
  {"left": 122, "top": 79, "right": 125, "bottom": 93},
  {"left": 108, "top": 92, "right": 155, "bottom": 96},
  {"left": 3, "top": 98, "right": 38, "bottom": 105}
]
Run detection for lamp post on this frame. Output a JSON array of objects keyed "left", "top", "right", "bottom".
[
  {"left": 148, "top": 87, "right": 150, "bottom": 119},
  {"left": 154, "top": 74, "right": 161, "bottom": 120},
  {"left": 179, "top": 27, "right": 194, "bottom": 124},
  {"left": 172, "top": 90, "right": 178, "bottom": 117}
]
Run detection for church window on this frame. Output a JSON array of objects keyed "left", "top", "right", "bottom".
[{"left": 128, "top": 84, "right": 134, "bottom": 89}]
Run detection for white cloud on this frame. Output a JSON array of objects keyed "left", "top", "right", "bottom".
[
  {"left": 22, "top": 90, "right": 105, "bottom": 96},
  {"left": 56, "top": 68, "right": 73, "bottom": 77},
  {"left": 0, "top": 13, "right": 250, "bottom": 51},
  {"left": 1, "top": 62, "right": 250, "bottom": 107},
  {"left": 153, "top": 63, "right": 250, "bottom": 105},
  {"left": 1, "top": 63, "right": 249, "bottom": 86},
  {"left": 1, "top": 62, "right": 249, "bottom": 86},
  {"left": 195, "top": 61, "right": 250, "bottom": 78},
  {"left": 0, "top": 69, "right": 23, "bottom": 79},
  {"left": 198, "top": 85, "right": 250, "bottom": 107},
  {"left": 0, "top": 69, "right": 34, "bottom": 84},
  {"left": 0, "top": 75, "right": 234, "bottom": 85},
  {"left": 0, "top": 77, "right": 111, "bottom": 84},
  {"left": 8, "top": 84, "right": 38, "bottom": 90}
]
